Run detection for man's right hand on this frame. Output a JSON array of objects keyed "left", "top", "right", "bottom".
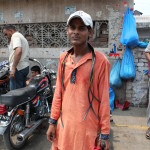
[
  {"left": 10, "top": 69, "right": 15, "bottom": 79},
  {"left": 46, "top": 124, "right": 56, "bottom": 142}
]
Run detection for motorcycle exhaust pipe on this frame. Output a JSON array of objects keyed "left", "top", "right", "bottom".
[{"left": 17, "top": 118, "right": 45, "bottom": 143}]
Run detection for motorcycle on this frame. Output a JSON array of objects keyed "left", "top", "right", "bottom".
[
  {"left": 0, "top": 58, "right": 56, "bottom": 150},
  {"left": 0, "top": 60, "right": 9, "bottom": 94}
]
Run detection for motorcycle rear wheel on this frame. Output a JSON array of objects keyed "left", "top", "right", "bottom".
[{"left": 3, "top": 114, "right": 26, "bottom": 150}]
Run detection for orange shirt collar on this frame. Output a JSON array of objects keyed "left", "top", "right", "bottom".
[{"left": 67, "top": 43, "right": 94, "bottom": 68}]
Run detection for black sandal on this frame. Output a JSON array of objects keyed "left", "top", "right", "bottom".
[{"left": 146, "top": 128, "right": 150, "bottom": 140}]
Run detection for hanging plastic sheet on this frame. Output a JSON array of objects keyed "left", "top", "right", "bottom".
[
  {"left": 120, "top": 47, "right": 136, "bottom": 79},
  {"left": 138, "top": 41, "right": 148, "bottom": 48},
  {"left": 109, "top": 87, "right": 115, "bottom": 113},
  {"left": 120, "top": 7, "right": 139, "bottom": 47},
  {"left": 110, "top": 58, "right": 122, "bottom": 88}
]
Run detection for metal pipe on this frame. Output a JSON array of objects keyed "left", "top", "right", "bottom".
[
  {"left": 17, "top": 118, "right": 45, "bottom": 143},
  {"left": 25, "top": 103, "right": 30, "bottom": 127}
]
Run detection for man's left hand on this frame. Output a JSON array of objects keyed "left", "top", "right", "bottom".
[
  {"left": 97, "top": 139, "right": 110, "bottom": 150},
  {"left": 104, "top": 140, "right": 110, "bottom": 150},
  {"left": 10, "top": 69, "right": 15, "bottom": 78}
]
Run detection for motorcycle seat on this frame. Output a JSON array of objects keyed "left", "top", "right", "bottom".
[{"left": 0, "top": 85, "right": 37, "bottom": 107}]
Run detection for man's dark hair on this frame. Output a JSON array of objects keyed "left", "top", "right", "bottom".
[
  {"left": 3, "top": 25, "right": 16, "bottom": 31},
  {"left": 87, "top": 25, "right": 91, "bottom": 30},
  {"left": 31, "top": 65, "right": 41, "bottom": 74}
]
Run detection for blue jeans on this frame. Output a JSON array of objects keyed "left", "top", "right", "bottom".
[{"left": 10, "top": 66, "right": 29, "bottom": 90}]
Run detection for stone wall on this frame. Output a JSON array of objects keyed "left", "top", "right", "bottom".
[
  {"left": 109, "top": 47, "right": 149, "bottom": 107},
  {"left": 125, "top": 48, "right": 149, "bottom": 107},
  {"left": 0, "top": 0, "right": 137, "bottom": 104},
  {"left": 124, "top": 21, "right": 150, "bottom": 107},
  {"left": 108, "top": 21, "right": 150, "bottom": 107},
  {"left": 0, "top": 0, "right": 134, "bottom": 73},
  {"left": 0, "top": 0, "right": 134, "bottom": 57},
  {"left": 0, "top": 0, "right": 133, "bottom": 24}
]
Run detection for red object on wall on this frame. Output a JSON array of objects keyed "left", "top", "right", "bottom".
[
  {"left": 115, "top": 99, "right": 130, "bottom": 110},
  {"left": 109, "top": 53, "right": 120, "bottom": 58}
]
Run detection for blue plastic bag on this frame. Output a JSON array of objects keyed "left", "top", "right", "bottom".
[
  {"left": 120, "top": 7, "right": 139, "bottom": 47},
  {"left": 120, "top": 47, "right": 136, "bottom": 79},
  {"left": 138, "top": 41, "right": 148, "bottom": 48},
  {"left": 110, "top": 58, "right": 122, "bottom": 88},
  {"left": 109, "top": 87, "right": 115, "bottom": 112}
]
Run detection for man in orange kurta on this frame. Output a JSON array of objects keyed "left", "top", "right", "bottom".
[{"left": 47, "top": 11, "right": 110, "bottom": 150}]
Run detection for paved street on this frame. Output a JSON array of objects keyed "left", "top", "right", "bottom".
[
  {"left": 0, "top": 107, "right": 150, "bottom": 150},
  {"left": 0, "top": 120, "right": 52, "bottom": 150},
  {"left": 110, "top": 107, "right": 150, "bottom": 150}
]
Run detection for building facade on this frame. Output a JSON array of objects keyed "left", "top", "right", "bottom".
[
  {"left": 3, "top": 0, "right": 148, "bottom": 106},
  {"left": 0, "top": 0, "right": 133, "bottom": 58}
]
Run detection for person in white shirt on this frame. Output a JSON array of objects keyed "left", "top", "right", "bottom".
[
  {"left": 145, "top": 42, "right": 150, "bottom": 140},
  {"left": 3, "top": 25, "right": 30, "bottom": 90}
]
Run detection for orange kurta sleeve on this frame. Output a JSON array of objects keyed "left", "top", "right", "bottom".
[
  {"left": 98, "top": 58, "right": 110, "bottom": 135},
  {"left": 50, "top": 56, "right": 64, "bottom": 120}
]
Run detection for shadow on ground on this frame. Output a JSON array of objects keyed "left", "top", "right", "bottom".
[{"left": 110, "top": 128, "right": 114, "bottom": 150}]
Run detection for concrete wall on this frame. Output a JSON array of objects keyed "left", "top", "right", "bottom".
[
  {"left": 0, "top": 0, "right": 134, "bottom": 64},
  {"left": 0, "top": 0, "right": 133, "bottom": 56},
  {"left": 0, "top": 0, "right": 135, "bottom": 103},
  {"left": 0, "top": 0, "right": 133, "bottom": 23}
]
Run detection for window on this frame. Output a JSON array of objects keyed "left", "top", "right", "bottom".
[
  {"left": 90, "top": 21, "right": 109, "bottom": 47},
  {"left": 0, "top": 21, "right": 108, "bottom": 48}
]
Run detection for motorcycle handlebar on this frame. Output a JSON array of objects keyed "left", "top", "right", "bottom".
[
  {"left": 29, "top": 58, "right": 46, "bottom": 71},
  {"left": 29, "top": 58, "right": 43, "bottom": 67}
]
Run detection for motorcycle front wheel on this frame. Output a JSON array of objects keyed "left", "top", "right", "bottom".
[{"left": 3, "top": 113, "right": 26, "bottom": 150}]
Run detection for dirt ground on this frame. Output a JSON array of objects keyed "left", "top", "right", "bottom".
[{"left": 0, "top": 107, "right": 150, "bottom": 150}]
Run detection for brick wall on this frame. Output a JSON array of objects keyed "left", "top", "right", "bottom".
[{"left": 125, "top": 47, "right": 149, "bottom": 106}]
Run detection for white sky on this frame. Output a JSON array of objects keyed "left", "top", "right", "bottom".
[{"left": 134, "top": 0, "right": 150, "bottom": 15}]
